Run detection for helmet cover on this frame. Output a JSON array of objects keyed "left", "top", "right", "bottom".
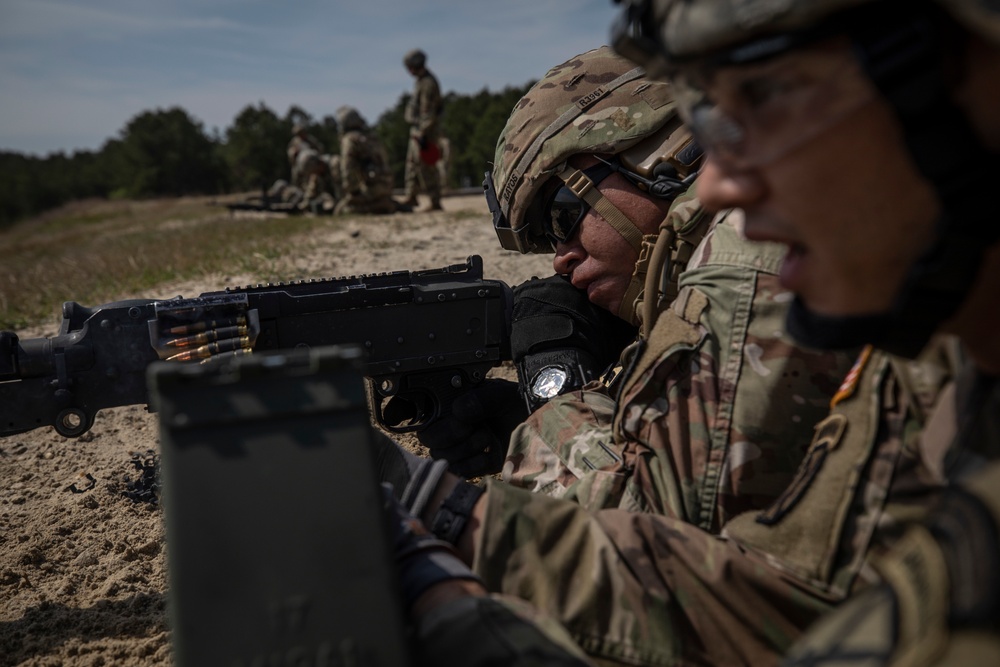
[
  {"left": 491, "top": 46, "right": 694, "bottom": 254},
  {"left": 641, "top": 0, "right": 1000, "bottom": 64}
]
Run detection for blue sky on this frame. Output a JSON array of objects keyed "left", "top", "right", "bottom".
[{"left": 0, "top": 0, "right": 622, "bottom": 156}]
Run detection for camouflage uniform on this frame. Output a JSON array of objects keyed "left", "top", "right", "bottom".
[
  {"left": 333, "top": 106, "right": 398, "bottom": 215},
  {"left": 293, "top": 148, "right": 335, "bottom": 213},
  {"left": 402, "top": 50, "right": 443, "bottom": 207},
  {"left": 474, "top": 45, "right": 905, "bottom": 665},
  {"left": 465, "top": 2, "right": 1000, "bottom": 664},
  {"left": 491, "top": 47, "right": 856, "bottom": 529},
  {"left": 474, "top": 339, "right": 964, "bottom": 665},
  {"left": 505, "top": 210, "right": 857, "bottom": 529},
  {"left": 605, "top": 0, "right": 1000, "bottom": 663}
]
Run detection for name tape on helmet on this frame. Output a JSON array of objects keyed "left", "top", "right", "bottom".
[
  {"left": 576, "top": 86, "right": 608, "bottom": 111},
  {"left": 499, "top": 67, "right": 645, "bottom": 209}
]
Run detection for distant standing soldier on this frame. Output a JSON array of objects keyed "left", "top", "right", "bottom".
[
  {"left": 287, "top": 122, "right": 324, "bottom": 186},
  {"left": 401, "top": 48, "right": 443, "bottom": 212},
  {"left": 333, "top": 106, "right": 402, "bottom": 215}
]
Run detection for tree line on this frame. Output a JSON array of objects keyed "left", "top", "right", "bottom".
[{"left": 0, "top": 83, "right": 533, "bottom": 229}]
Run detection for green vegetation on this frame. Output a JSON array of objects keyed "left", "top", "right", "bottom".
[
  {"left": 0, "top": 84, "right": 533, "bottom": 230},
  {"left": 0, "top": 197, "right": 332, "bottom": 330}
]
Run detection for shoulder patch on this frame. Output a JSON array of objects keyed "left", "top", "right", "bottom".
[{"left": 755, "top": 413, "right": 849, "bottom": 525}]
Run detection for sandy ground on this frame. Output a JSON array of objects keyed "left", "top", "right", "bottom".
[{"left": 0, "top": 194, "right": 552, "bottom": 666}]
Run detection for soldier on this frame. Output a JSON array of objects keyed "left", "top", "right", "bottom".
[
  {"left": 287, "top": 121, "right": 324, "bottom": 183},
  {"left": 400, "top": 48, "right": 444, "bottom": 212},
  {"left": 607, "top": 0, "right": 1000, "bottom": 663},
  {"left": 427, "top": 47, "right": 856, "bottom": 535},
  {"left": 370, "top": 15, "right": 998, "bottom": 660},
  {"left": 332, "top": 105, "right": 402, "bottom": 215},
  {"left": 292, "top": 148, "right": 336, "bottom": 214}
]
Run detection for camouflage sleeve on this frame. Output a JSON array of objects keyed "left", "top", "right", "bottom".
[
  {"left": 413, "top": 593, "right": 593, "bottom": 666},
  {"left": 473, "top": 481, "right": 834, "bottom": 666},
  {"left": 503, "top": 387, "right": 630, "bottom": 509}
]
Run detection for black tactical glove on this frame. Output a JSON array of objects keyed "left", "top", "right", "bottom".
[
  {"left": 381, "top": 483, "right": 483, "bottom": 612},
  {"left": 415, "top": 378, "right": 529, "bottom": 478},
  {"left": 512, "top": 275, "right": 637, "bottom": 414}
]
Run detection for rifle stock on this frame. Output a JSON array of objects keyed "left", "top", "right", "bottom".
[{"left": 0, "top": 255, "right": 511, "bottom": 438}]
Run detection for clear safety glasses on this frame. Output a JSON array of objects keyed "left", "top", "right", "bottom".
[{"left": 671, "top": 44, "right": 876, "bottom": 169}]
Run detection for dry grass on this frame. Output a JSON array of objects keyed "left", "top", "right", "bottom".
[{"left": 0, "top": 194, "right": 332, "bottom": 330}]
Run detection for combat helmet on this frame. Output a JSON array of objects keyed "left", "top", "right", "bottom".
[
  {"left": 336, "top": 106, "right": 366, "bottom": 133},
  {"left": 486, "top": 45, "right": 700, "bottom": 256},
  {"left": 403, "top": 49, "right": 426, "bottom": 70},
  {"left": 484, "top": 46, "right": 703, "bottom": 326},
  {"left": 611, "top": 0, "right": 1000, "bottom": 358},
  {"left": 612, "top": 0, "right": 1000, "bottom": 76}
]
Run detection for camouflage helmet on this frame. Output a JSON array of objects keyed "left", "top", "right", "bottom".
[
  {"left": 403, "top": 49, "right": 426, "bottom": 69},
  {"left": 335, "top": 106, "right": 366, "bottom": 133},
  {"left": 612, "top": 0, "right": 1000, "bottom": 78},
  {"left": 486, "top": 46, "right": 699, "bottom": 255}
]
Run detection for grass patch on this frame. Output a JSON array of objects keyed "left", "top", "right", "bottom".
[{"left": 0, "top": 196, "right": 332, "bottom": 330}]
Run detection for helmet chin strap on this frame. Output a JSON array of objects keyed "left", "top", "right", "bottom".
[
  {"left": 558, "top": 164, "right": 645, "bottom": 252},
  {"left": 557, "top": 164, "right": 649, "bottom": 325},
  {"left": 556, "top": 164, "right": 714, "bottom": 328},
  {"left": 788, "top": 5, "right": 1000, "bottom": 358}
]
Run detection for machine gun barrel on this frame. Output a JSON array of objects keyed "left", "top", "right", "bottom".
[{"left": 0, "top": 256, "right": 511, "bottom": 438}]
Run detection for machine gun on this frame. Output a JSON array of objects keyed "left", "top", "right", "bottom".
[{"left": 0, "top": 255, "right": 511, "bottom": 438}]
